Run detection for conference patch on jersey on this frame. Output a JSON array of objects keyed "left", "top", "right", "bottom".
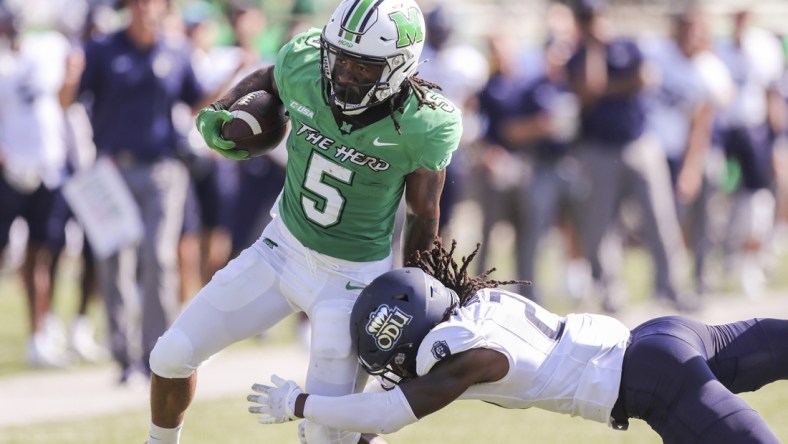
[
  {"left": 431, "top": 340, "right": 451, "bottom": 360},
  {"left": 365, "top": 304, "right": 413, "bottom": 351}
]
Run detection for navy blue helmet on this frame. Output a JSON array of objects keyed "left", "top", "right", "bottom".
[{"left": 350, "top": 267, "right": 458, "bottom": 384}]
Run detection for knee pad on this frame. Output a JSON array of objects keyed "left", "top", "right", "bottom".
[
  {"left": 310, "top": 299, "right": 355, "bottom": 360},
  {"left": 302, "top": 420, "right": 361, "bottom": 444},
  {"left": 149, "top": 328, "right": 196, "bottom": 379}
]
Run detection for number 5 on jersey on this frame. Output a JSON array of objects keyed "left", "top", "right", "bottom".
[{"left": 302, "top": 153, "right": 353, "bottom": 227}]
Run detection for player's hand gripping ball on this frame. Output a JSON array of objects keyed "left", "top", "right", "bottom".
[{"left": 221, "top": 90, "right": 289, "bottom": 159}]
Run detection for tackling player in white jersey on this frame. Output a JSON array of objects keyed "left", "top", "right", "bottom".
[{"left": 250, "top": 241, "right": 788, "bottom": 443}]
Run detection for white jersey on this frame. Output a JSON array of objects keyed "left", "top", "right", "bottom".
[
  {"left": 0, "top": 32, "right": 69, "bottom": 189},
  {"left": 642, "top": 38, "right": 712, "bottom": 160},
  {"left": 416, "top": 288, "right": 630, "bottom": 424}
]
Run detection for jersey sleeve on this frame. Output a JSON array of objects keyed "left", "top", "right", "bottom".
[
  {"left": 272, "top": 36, "right": 295, "bottom": 95},
  {"left": 417, "top": 110, "right": 462, "bottom": 171},
  {"left": 274, "top": 28, "right": 321, "bottom": 103},
  {"left": 415, "top": 321, "right": 486, "bottom": 376}
]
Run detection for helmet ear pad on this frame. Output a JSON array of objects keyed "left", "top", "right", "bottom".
[{"left": 350, "top": 268, "right": 457, "bottom": 379}]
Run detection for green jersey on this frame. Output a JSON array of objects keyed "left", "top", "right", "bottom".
[{"left": 273, "top": 29, "right": 462, "bottom": 262}]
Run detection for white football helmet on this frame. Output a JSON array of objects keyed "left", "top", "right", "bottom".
[{"left": 321, "top": 0, "right": 425, "bottom": 114}]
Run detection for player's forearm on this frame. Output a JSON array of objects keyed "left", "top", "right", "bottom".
[
  {"left": 212, "top": 66, "right": 276, "bottom": 110},
  {"left": 402, "top": 168, "right": 444, "bottom": 264},
  {"left": 59, "top": 50, "right": 84, "bottom": 108},
  {"left": 295, "top": 387, "right": 418, "bottom": 434},
  {"left": 58, "top": 82, "right": 78, "bottom": 109},
  {"left": 575, "top": 42, "right": 608, "bottom": 107},
  {"left": 402, "top": 213, "right": 439, "bottom": 265},
  {"left": 683, "top": 102, "right": 714, "bottom": 170}
]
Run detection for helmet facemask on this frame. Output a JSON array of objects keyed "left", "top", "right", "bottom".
[
  {"left": 320, "top": 38, "right": 391, "bottom": 114},
  {"left": 359, "top": 346, "right": 414, "bottom": 390}
]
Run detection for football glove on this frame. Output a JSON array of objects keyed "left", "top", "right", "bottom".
[
  {"left": 195, "top": 106, "right": 249, "bottom": 160},
  {"left": 247, "top": 374, "right": 303, "bottom": 424}
]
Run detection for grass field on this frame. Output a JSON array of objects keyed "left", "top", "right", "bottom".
[
  {"left": 3, "top": 381, "right": 788, "bottom": 444},
  {"left": 2, "top": 235, "right": 788, "bottom": 443}
]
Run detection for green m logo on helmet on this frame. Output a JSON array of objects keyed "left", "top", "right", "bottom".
[
  {"left": 338, "top": 0, "right": 423, "bottom": 47},
  {"left": 389, "top": 7, "right": 424, "bottom": 48}
]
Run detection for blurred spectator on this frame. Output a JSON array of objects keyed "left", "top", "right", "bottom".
[
  {"left": 0, "top": 5, "right": 73, "bottom": 367},
  {"left": 221, "top": 1, "right": 303, "bottom": 346},
  {"left": 715, "top": 9, "right": 786, "bottom": 297},
  {"left": 641, "top": 6, "right": 723, "bottom": 297},
  {"left": 418, "top": 4, "right": 489, "bottom": 239},
  {"left": 285, "top": 0, "right": 321, "bottom": 42},
  {"left": 566, "top": 0, "right": 691, "bottom": 313},
  {"left": 58, "top": 0, "right": 218, "bottom": 383},
  {"left": 488, "top": 12, "right": 588, "bottom": 304},
  {"left": 473, "top": 33, "right": 534, "bottom": 296},
  {"left": 175, "top": 1, "right": 263, "bottom": 304},
  {"left": 774, "top": 33, "right": 788, "bottom": 246},
  {"left": 51, "top": 2, "right": 112, "bottom": 364},
  {"left": 217, "top": 2, "right": 288, "bottom": 260}
]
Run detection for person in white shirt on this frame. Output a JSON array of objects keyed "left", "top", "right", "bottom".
[
  {"left": 250, "top": 240, "right": 788, "bottom": 443},
  {"left": 641, "top": 7, "right": 730, "bottom": 297},
  {"left": 715, "top": 9, "right": 786, "bottom": 297},
  {"left": 0, "top": 6, "right": 72, "bottom": 368}
]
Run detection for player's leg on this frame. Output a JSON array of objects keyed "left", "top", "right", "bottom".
[
  {"left": 192, "top": 159, "right": 231, "bottom": 281},
  {"left": 685, "top": 173, "right": 713, "bottom": 295},
  {"left": 177, "top": 182, "right": 202, "bottom": 305},
  {"left": 23, "top": 185, "right": 68, "bottom": 367},
  {"left": 302, "top": 298, "right": 364, "bottom": 444},
  {"left": 136, "top": 159, "right": 189, "bottom": 374},
  {"left": 621, "top": 134, "right": 686, "bottom": 304},
  {"left": 575, "top": 144, "right": 624, "bottom": 311},
  {"left": 69, "top": 236, "right": 108, "bottom": 362},
  {"left": 519, "top": 167, "right": 556, "bottom": 301},
  {"left": 622, "top": 316, "right": 781, "bottom": 443},
  {"left": 301, "top": 256, "right": 393, "bottom": 444},
  {"left": 148, "top": 238, "right": 296, "bottom": 442},
  {"left": 706, "top": 318, "right": 788, "bottom": 393}
]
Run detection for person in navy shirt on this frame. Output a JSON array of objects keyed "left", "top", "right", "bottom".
[
  {"left": 494, "top": 26, "right": 588, "bottom": 304},
  {"left": 59, "top": 0, "right": 218, "bottom": 383},
  {"left": 565, "top": 0, "right": 693, "bottom": 313},
  {"left": 479, "top": 14, "right": 588, "bottom": 306},
  {"left": 472, "top": 33, "right": 534, "bottom": 296}
]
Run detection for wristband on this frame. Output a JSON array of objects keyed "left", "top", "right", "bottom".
[{"left": 209, "top": 101, "right": 228, "bottom": 111}]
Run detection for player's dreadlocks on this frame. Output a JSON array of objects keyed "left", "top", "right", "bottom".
[
  {"left": 409, "top": 239, "right": 531, "bottom": 307},
  {"left": 388, "top": 75, "right": 443, "bottom": 134}
]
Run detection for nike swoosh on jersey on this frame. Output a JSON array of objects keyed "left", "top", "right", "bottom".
[
  {"left": 345, "top": 282, "right": 366, "bottom": 290},
  {"left": 372, "top": 137, "right": 398, "bottom": 147}
]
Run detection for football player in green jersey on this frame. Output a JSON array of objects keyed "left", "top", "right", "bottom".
[{"left": 146, "top": 1, "right": 462, "bottom": 443}]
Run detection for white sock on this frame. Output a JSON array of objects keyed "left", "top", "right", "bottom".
[{"left": 147, "top": 423, "right": 182, "bottom": 444}]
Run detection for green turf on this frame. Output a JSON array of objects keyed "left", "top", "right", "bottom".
[
  {"left": 2, "top": 242, "right": 788, "bottom": 443},
  {"left": 2, "top": 381, "right": 788, "bottom": 443}
]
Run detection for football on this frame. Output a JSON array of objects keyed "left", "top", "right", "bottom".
[{"left": 221, "top": 90, "right": 289, "bottom": 157}]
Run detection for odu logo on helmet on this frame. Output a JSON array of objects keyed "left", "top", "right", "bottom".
[{"left": 365, "top": 304, "right": 413, "bottom": 351}]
